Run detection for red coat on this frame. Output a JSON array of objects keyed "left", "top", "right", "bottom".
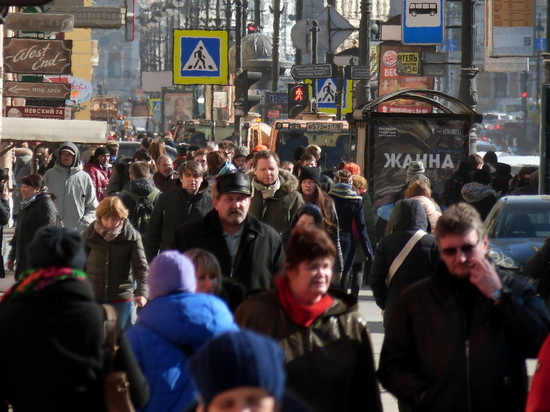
[
  {"left": 527, "top": 335, "right": 550, "bottom": 412},
  {"left": 83, "top": 161, "right": 111, "bottom": 202}
]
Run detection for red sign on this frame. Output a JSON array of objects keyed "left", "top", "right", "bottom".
[
  {"left": 4, "top": 106, "right": 70, "bottom": 119},
  {"left": 378, "top": 44, "right": 435, "bottom": 114},
  {"left": 267, "top": 110, "right": 280, "bottom": 118}
]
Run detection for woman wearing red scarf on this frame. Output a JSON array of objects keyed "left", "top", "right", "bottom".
[{"left": 235, "top": 225, "right": 382, "bottom": 412}]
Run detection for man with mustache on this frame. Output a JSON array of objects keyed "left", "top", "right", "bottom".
[{"left": 173, "top": 173, "right": 284, "bottom": 296}]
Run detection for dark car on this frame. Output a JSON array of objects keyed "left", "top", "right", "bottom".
[{"left": 485, "top": 195, "right": 550, "bottom": 278}]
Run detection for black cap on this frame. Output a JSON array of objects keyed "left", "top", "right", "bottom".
[
  {"left": 94, "top": 147, "right": 110, "bottom": 157},
  {"left": 214, "top": 173, "right": 251, "bottom": 197},
  {"left": 27, "top": 226, "right": 86, "bottom": 270}
]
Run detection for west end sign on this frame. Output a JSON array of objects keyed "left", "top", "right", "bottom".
[{"left": 4, "top": 38, "right": 72, "bottom": 74}]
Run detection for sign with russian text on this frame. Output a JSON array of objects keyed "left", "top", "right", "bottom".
[
  {"left": 4, "top": 38, "right": 72, "bottom": 74},
  {"left": 487, "top": 0, "right": 535, "bottom": 57},
  {"left": 4, "top": 81, "right": 71, "bottom": 99},
  {"left": 378, "top": 44, "right": 434, "bottom": 114},
  {"left": 4, "top": 106, "right": 70, "bottom": 119}
]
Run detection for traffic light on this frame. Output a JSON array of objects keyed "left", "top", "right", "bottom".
[
  {"left": 247, "top": 23, "right": 258, "bottom": 34},
  {"left": 521, "top": 92, "right": 528, "bottom": 98},
  {"left": 234, "top": 70, "right": 262, "bottom": 117},
  {"left": 288, "top": 84, "right": 308, "bottom": 119}
]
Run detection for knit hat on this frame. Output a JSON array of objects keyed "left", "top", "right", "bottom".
[
  {"left": 234, "top": 146, "right": 250, "bottom": 159},
  {"left": 343, "top": 162, "right": 361, "bottom": 176},
  {"left": 93, "top": 147, "right": 110, "bottom": 158},
  {"left": 406, "top": 161, "right": 425, "bottom": 178},
  {"left": 26, "top": 226, "right": 86, "bottom": 270},
  {"left": 188, "top": 330, "right": 286, "bottom": 405},
  {"left": 291, "top": 204, "right": 323, "bottom": 228},
  {"left": 147, "top": 251, "right": 196, "bottom": 300},
  {"left": 299, "top": 166, "right": 322, "bottom": 188}
]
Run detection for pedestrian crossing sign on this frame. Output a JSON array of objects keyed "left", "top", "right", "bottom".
[
  {"left": 314, "top": 78, "right": 353, "bottom": 113},
  {"left": 173, "top": 30, "right": 229, "bottom": 85}
]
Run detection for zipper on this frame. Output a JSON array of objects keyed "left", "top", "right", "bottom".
[{"left": 465, "top": 339, "right": 472, "bottom": 412}]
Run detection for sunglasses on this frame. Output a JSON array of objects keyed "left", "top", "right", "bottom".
[{"left": 440, "top": 238, "right": 480, "bottom": 257}]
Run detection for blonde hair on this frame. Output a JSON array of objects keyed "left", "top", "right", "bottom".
[
  {"left": 352, "top": 175, "right": 368, "bottom": 191},
  {"left": 95, "top": 196, "right": 129, "bottom": 220},
  {"left": 184, "top": 249, "right": 223, "bottom": 295}
]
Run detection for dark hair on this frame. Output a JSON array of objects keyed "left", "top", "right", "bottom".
[
  {"left": 129, "top": 161, "right": 151, "bottom": 179},
  {"left": 20, "top": 173, "right": 45, "bottom": 189},
  {"left": 206, "top": 151, "right": 227, "bottom": 175},
  {"left": 177, "top": 160, "right": 205, "bottom": 177},
  {"left": 140, "top": 136, "right": 153, "bottom": 149},
  {"left": 297, "top": 181, "right": 335, "bottom": 233},
  {"left": 285, "top": 225, "right": 336, "bottom": 270},
  {"left": 132, "top": 148, "right": 152, "bottom": 162},
  {"left": 299, "top": 153, "right": 316, "bottom": 165}
]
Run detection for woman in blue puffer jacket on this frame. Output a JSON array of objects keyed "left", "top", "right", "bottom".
[{"left": 126, "top": 251, "right": 239, "bottom": 412}]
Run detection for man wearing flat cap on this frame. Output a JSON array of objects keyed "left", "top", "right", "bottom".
[
  {"left": 44, "top": 142, "right": 97, "bottom": 232},
  {"left": 173, "top": 173, "right": 284, "bottom": 295}
]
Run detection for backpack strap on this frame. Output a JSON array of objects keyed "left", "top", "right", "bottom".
[
  {"left": 386, "top": 230, "right": 427, "bottom": 286},
  {"left": 102, "top": 304, "right": 118, "bottom": 374}
]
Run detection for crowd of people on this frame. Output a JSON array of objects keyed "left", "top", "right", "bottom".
[{"left": 0, "top": 135, "right": 549, "bottom": 412}]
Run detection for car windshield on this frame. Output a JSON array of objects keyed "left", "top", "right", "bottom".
[{"left": 488, "top": 202, "right": 550, "bottom": 239}]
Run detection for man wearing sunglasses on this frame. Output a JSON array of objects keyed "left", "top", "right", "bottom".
[{"left": 377, "top": 203, "right": 550, "bottom": 412}]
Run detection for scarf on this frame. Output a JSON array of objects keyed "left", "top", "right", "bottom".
[
  {"left": 94, "top": 219, "right": 124, "bottom": 242},
  {"left": 0, "top": 267, "right": 87, "bottom": 303},
  {"left": 252, "top": 177, "right": 281, "bottom": 200},
  {"left": 328, "top": 183, "right": 362, "bottom": 200},
  {"left": 20, "top": 190, "right": 46, "bottom": 210},
  {"left": 276, "top": 276, "right": 334, "bottom": 327}
]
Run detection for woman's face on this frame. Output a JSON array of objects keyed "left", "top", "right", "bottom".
[
  {"left": 296, "top": 214, "right": 315, "bottom": 228},
  {"left": 20, "top": 183, "right": 40, "bottom": 200},
  {"left": 287, "top": 256, "right": 333, "bottom": 305},
  {"left": 300, "top": 179, "right": 317, "bottom": 196},
  {"left": 196, "top": 271, "right": 219, "bottom": 294},
  {"left": 101, "top": 216, "right": 124, "bottom": 231}
]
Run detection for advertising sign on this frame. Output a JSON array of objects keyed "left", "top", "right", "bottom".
[
  {"left": 369, "top": 116, "right": 469, "bottom": 208},
  {"left": 163, "top": 87, "right": 196, "bottom": 131},
  {"left": 488, "top": 0, "right": 535, "bottom": 57},
  {"left": 4, "top": 38, "right": 72, "bottom": 74},
  {"left": 4, "top": 106, "right": 70, "bottom": 119},
  {"left": 377, "top": 44, "right": 435, "bottom": 114}
]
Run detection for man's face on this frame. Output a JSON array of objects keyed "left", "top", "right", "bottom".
[
  {"left": 60, "top": 151, "right": 75, "bottom": 167},
  {"left": 254, "top": 157, "right": 279, "bottom": 186},
  {"left": 180, "top": 169, "right": 203, "bottom": 194},
  {"left": 157, "top": 157, "right": 173, "bottom": 177},
  {"left": 213, "top": 193, "right": 251, "bottom": 228},
  {"left": 233, "top": 156, "right": 246, "bottom": 169},
  {"left": 96, "top": 153, "right": 110, "bottom": 166},
  {"left": 438, "top": 229, "right": 488, "bottom": 279}
]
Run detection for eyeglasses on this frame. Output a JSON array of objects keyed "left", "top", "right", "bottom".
[{"left": 440, "top": 238, "right": 480, "bottom": 257}]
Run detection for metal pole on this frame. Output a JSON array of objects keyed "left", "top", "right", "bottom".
[
  {"left": 457, "top": 0, "right": 478, "bottom": 110},
  {"left": 295, "top": 0, "right": 303, "bottom": 64},
  {"left": 234, "top": 0, "right": 243, "bottom": 144},
  {"left": 271, "top": 0, "right": 281, "bottom": 92},
  {"left": 356, "top": 0, "right": 371, "bottom": 107},
  {"left": 311, "top": 20, "right": 318, "bottom": 100}
]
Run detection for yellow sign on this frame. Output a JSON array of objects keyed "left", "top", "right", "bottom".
[
  {"left": 173, "top": 30, "right": 229, "bottom": 85},
  {"left": 397, "top": 52, "right": 420, "bottom": 75}
]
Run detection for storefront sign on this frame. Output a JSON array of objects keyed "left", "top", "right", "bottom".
[{"left": 4, "top": 38, "right": 72, "bottom": 74}]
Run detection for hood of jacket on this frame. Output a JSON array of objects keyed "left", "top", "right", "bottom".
[
  {"left": 122, "top": 177, "right": 157, "bottom": 197},
  {"left": 462, "top": 182, "right": 497, "bottom": 203},
  {"left": 14, "top": 148, "right": 33, "bottom": 166},
  {"left": 56, "top": 142, "right": 81, "bottom": 168},
  {"left": 134, "top": 292, "right": 238, "bottom": 347},
  {"left": 390, "top": 198, "right": 429, "bottom": 232},
  {"left": 247, "top": 168, "right": 299, "bottom": 195}
]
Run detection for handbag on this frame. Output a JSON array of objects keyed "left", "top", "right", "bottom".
[
  {"left": 386, "top": 230, "right": 427, "bottom": 286},
  {"left": 102, "top": 304, "right": 135, "bottom": 412}
]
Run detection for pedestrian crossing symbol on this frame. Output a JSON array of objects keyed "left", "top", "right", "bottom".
[
  {"left": 173, "top": 30, "right": 229, "bottom": 85},
  {"left": 316, "top": 77, "right": 348, "bottom": 110}
]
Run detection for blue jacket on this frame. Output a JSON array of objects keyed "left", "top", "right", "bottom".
[{"left": 127, "top": 292, "right": 239, "bottom": 412}]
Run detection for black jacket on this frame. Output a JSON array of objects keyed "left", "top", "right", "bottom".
[
  {"left": 377, "top": 263, "right": 550, "bottom": 412},
  {"left": 235, "top": 289, "right": 383, "bottom": 412},
  {"left": 0, "top": 277, "right": 149, "bottom": 412},
  {"left": 144, "top": 181, "right": 212, "bottom": 262},
  {"left": 9, "top": 193, "right": 58, "bottom": 279},
  {"left": 173, "top": 209, "right": 284, "bottom": 293},
  {"left": 0, "top": 199, "right": 10, "bottom": 279},
  {"left": 370, "top": 199, "right": 439, "bottom": 323}
]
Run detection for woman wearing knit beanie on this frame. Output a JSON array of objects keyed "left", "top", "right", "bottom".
[{"left": 126, "top": 251, "right": 238, "bottom": 412}]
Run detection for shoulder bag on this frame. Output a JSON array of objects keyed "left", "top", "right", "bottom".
[
  {"left": 102, "top": 304, "right": 135, "bottom": 412},
  {"left": 386, "top": 230, "right": 427, "bottom": 287}
]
